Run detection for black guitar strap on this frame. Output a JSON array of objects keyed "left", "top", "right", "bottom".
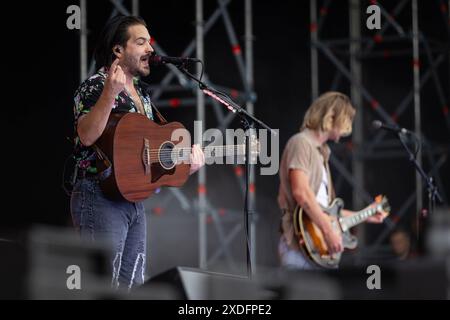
[
  {"left": 151, "top": 101, "right": 168, "bottom": 125},
  {"left": 139, "top": 79, "right": 168, "bottom": 125}
]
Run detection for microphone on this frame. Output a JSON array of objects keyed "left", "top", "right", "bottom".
[
  {"left": 372, "top": 120, "right": 411, "bottom": 134},
  {"left": 149, "top": 54, "right": 200, "bottom": 66}
]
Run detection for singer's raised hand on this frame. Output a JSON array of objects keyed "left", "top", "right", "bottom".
[{"left": 105, "top": 58, "right": 126, "bottom": 99}]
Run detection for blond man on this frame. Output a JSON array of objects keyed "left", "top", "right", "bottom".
[{"left": 278, "top": 92, "right": 386, "bottom": 269}]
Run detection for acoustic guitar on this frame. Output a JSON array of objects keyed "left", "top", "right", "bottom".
[
  {"left": 94, "top": 112, "right": 259, "bottom": 202},
  {"left": 292, "top": 195, "right": 390, "bottom": 269}
]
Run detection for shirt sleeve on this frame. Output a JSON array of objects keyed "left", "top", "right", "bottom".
[
  {"left": 73, "top": 75, "right": 104, "bottom": 124},
  {"left": 285, "top": 136, "right": 313, "bottom": 176}
]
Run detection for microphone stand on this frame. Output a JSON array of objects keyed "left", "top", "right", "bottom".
[
  {"left": 176, "top": 64, "right": 276, "bottom": 279},
  {"left": 396, "top": 132, "right": 442, "bottom": 217}
]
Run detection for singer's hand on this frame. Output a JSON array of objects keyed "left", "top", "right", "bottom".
[
  {"left": 189, "top": 144, "right": 205, "bottom": 175},
  {"left": 105, "top": 58, "right": 126, "bottom": 99}
]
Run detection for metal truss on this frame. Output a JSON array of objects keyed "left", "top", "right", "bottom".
[
  {"left": 79, "top": 0, "right": 257, "bottom": 274},
  {"left": 309, "top": 0, "right": 450, "bottom": 253}
]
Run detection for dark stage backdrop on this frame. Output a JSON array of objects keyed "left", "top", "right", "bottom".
[{"left": 2, "top": 1, "right": 449, "bottom": 272}]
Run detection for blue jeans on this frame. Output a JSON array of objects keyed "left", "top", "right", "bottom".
[
  {"left": 70, "top": 178, "right": 147, "bottom": 290},
  {"left": 278, "top": 236, "right": 318, "bottom": 270}
]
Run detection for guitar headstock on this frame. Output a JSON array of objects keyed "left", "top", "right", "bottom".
[{"left": 375, "top": 195, "right": 391, "bottom": 214}]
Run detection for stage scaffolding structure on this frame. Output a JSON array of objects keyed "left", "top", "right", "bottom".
[
  {"left": 79, "top": 0, "right": 257, "bottom": 274},
  {"left": 310, "top": 0, "right": 450, "bottom": 253}
]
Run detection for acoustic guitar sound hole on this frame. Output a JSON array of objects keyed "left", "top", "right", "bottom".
[{"left": 159, "top": 141, "right": 176, "bottom": 170}]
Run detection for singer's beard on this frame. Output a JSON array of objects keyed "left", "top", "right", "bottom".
[{"left": 123, "top": 55, "right": 150, "bottom": 77}]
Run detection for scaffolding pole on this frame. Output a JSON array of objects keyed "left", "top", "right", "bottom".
[
  {"left": 196, "top": 0, "right": 207, "bottom": 270},
  {"left": 80, "top": 0, "right": 87, "bottom": 82},
  {"left": 132, "top": 0, "right": 139, "bottom": 16},
  {"left": 349, "top": 0, "right": 365, "bottom": 244},
  {"left": 150, "top": 0, "right": 233, "bottom": 102},
  {"left": 245, "top": 0, "right": 257, "bottom": 275},
  {"left": 310, "top": 0, "right": 319, "bottom": 100},
  {"left": 412, "top": 0, "right": 423, "bottom": 222}
]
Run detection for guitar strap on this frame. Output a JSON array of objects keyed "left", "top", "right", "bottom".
[
  {"left": 324, "top": 160, "right": 335, "bottom": 204},
  {"left": 319, "top": 145, "right": 335, "bottom": 204},
  {"left": 150, "top": 101, "right": 168, "bottom": 125},
  {"left": 139, "top": 79, "right": 168, "bottom": 125}
]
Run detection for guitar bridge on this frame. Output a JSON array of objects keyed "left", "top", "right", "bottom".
[{"left": 142, "top": 138, "right": 151, "bottom": 175}]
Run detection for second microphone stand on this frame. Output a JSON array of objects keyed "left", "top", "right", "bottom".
[{"left": 396, "top": 132, "right": 442, "bottom": 216}]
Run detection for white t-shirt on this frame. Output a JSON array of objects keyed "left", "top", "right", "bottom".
[{"left": 316, "top": 165, "right": 329, "bottom": 208}]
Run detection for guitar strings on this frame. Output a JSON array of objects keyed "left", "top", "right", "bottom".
[
  {"left": 145, "top": 145, "right": 246, "bottom": 164},
  {"left": 151, "top": 150, "right": 245, "bottom": 162},
  {"left": 145, "top": 145, "right": 245, "bottom": 154},
  {"left": 145, "top": 145, "right": 245, "bottom": 158},
  {"left": 146, "top": 146, "right": 245, "bottom": 158}
]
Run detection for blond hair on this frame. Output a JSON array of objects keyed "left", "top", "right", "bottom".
[{"left": 301, "top": 91, "right": 356, "bottom": 136}]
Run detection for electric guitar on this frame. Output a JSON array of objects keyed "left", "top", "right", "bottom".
[
  {"left": 292, "top": 195, "right": 391, "bottom": 269},
  {"left": 94, "top": 112, "right": 259, "bottom": 202}
]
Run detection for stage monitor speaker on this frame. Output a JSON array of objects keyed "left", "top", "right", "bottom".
[
  {"left": 143, "top": 266, "right": 277, "bottom": 299},
  {"left": 28, "top": 225, "right": 114, "bottom": 299},
  {"left": 324, "top": 258, "right": 449, "bottom": 299}
]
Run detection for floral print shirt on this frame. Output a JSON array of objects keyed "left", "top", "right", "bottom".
[{"left": 73, "top": 68, "right": 154, "bottom": 175}]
